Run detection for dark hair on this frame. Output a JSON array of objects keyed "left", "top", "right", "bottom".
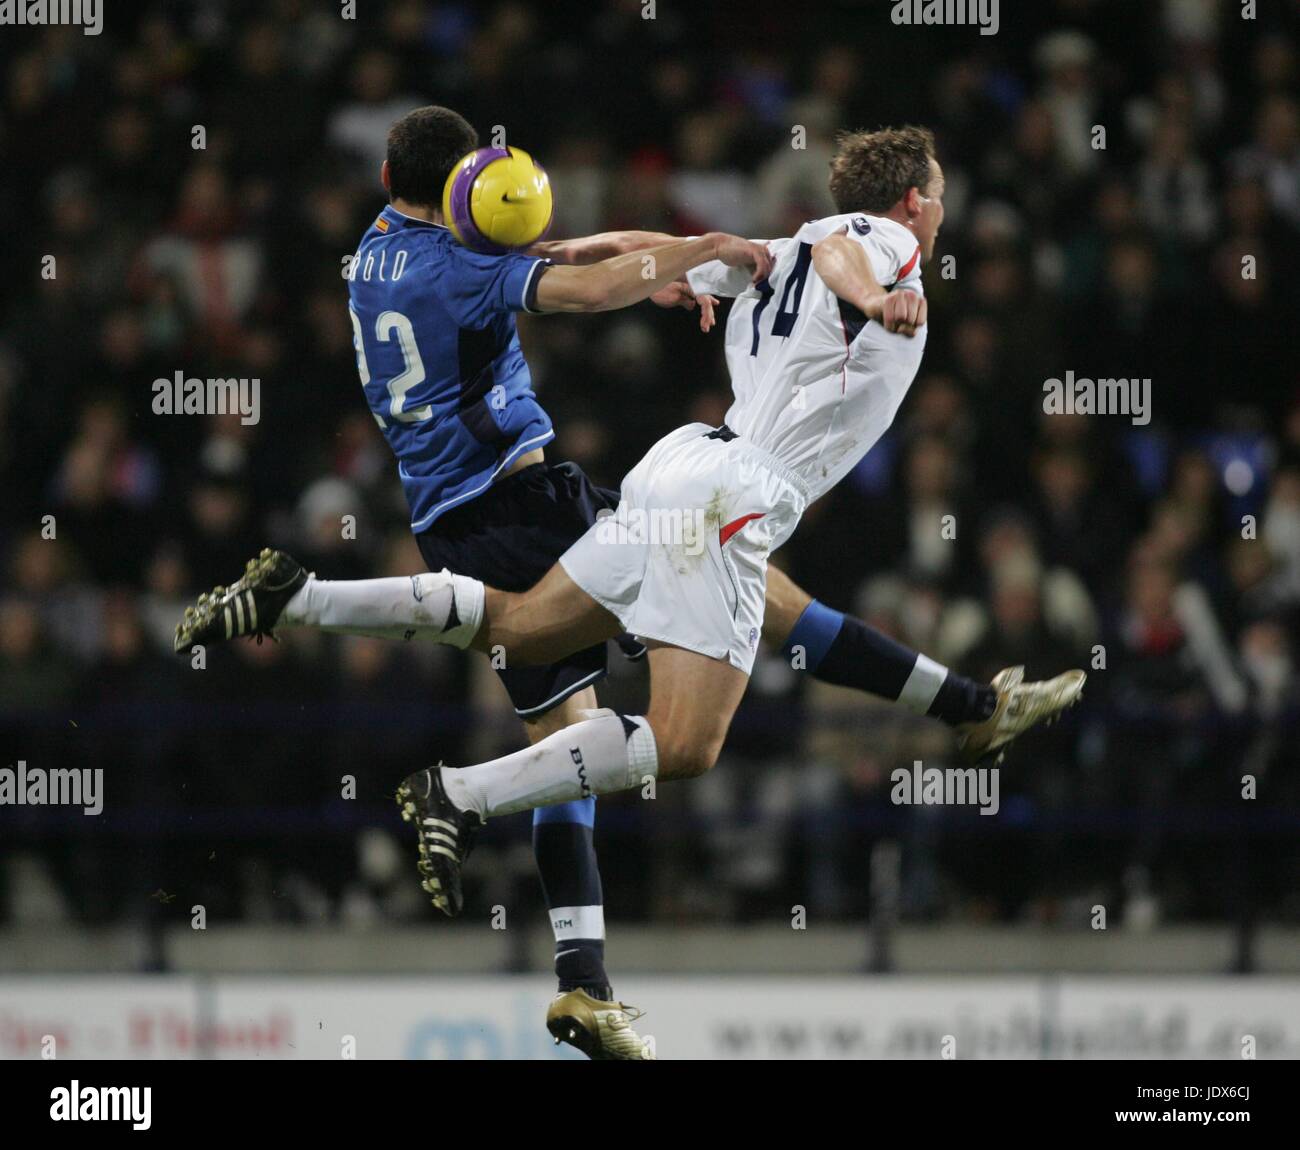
[
  {"left": 386, "top": 105, "right": 478, "bottom": 207},
  {"left": 828, "top": 125, "right": 936, "bottom": 214}
]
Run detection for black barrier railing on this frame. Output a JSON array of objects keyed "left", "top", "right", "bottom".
[
  {"left": 1, "top": 802, "right": 1299, "bottom": 836},
  {"left": 2, "top": 698, "right": 1295, "bottom": 832},
  {"left": 3, "top": 699, "right": 1295, "bottom": 953},
  {"left": 0, "top": 696, "right": 1294, "bottom": 735}
]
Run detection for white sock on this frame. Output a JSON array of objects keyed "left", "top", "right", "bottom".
[
  {"left": 441, "top": 709, "right": 659, "bottom": 819},
  {"left": 897, "top": 653, "right": 948, "bottom": 714},
  {"left": 280, "top": 570, "right": 484, "bottom": 648}
]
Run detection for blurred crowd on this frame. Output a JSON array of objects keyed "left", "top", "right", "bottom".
[{"left": 1, "top": 0, "right": 1298, "bottom": 940}]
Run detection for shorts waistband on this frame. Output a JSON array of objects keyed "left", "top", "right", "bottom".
[{"left": 701, "top": 424, "right": 811, "bottom": 503}]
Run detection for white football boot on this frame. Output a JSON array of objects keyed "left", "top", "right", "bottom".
[{"left": 956, "top": 665, "right": 1086, "bottom": 765}]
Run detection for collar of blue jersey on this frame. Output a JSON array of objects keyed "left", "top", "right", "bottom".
[{"left": 380, "top": 204, "right": 447, "bottom": 231}]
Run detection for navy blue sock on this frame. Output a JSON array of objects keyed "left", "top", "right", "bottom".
[
  {"left": 532, "top": 797, "right": 611, "bottom": 997},
  {"left": 782, "top": 599, "right": 996, "bottom": 725}
]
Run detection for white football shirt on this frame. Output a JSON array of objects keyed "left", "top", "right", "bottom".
[{"left": 686, "top": 212, "right": 927, "bottom": 503}]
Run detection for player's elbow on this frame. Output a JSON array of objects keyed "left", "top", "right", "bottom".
[{"left": 810, "top": 236, "right": 851, "bottom": 284}]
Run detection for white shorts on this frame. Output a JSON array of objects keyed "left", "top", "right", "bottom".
[{"left": 559, "top": 423, "right": 809, "bottom": 675}]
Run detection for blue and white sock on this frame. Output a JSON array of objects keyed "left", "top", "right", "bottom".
[
  {"left": 533, "top": 799, "right": 610, "bottom": 997},
  {"left": 783, "top": 599, "right": 996, "bottom": 725}
]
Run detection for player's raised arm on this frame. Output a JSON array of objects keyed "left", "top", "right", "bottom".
[
  {"left": 528, "top": 230, "right": 677, "bottom": 265},
  {"left": 533, "top": 233, "right": 772, "bottom": 314},
  {"left": 531, "top": 231, "right": 722, "bottom": 325},
  {"left": 812, "top": 230, "right": 927, "bottom": 338}
]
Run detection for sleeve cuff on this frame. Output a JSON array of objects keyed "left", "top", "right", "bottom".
[{"left": 522, "top": 258, "right": 551, "bottom": 313}]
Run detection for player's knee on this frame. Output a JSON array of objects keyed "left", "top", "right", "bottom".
[
  {"left": 677, "top": 745, "right": 719, "bottom": 779},
  {"left": 654, "top": 730, "right": 723, "bottom": 780}
]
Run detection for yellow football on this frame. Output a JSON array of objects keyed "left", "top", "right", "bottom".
[{"left": 442, "top": 145, "right": 553, "bottom": 253}]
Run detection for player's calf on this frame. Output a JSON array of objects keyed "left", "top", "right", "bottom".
[{"left": 172, "top": 548, "right": 484, "bottom": 652}]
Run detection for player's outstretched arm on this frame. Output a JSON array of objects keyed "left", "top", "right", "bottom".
[
  {"left": 812, "top": 231, "right": 927, "bottom": 337},
  {"left": 533, "top": 233, "right": 772, "bottom": 314},
  {"left": 531, "top": 232, "right": 721, "bottom": 326},
  {"left": 528, "top": 230, "right": 676, "bottom": 265}
]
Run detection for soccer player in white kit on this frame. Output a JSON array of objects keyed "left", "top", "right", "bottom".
[
  {"left": 375, "top": 126, "right": 1086, "bottom": 912},
  {"left": 559, "top": 182, "right": 932, "bottom": 681}
]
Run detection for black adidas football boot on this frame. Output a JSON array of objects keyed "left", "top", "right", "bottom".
[
  {"left": 174, "top": 548, "right": 308, "bottom": 652},
  {"left": 395, "top": 766, "right": 482, "bottom": 917}
]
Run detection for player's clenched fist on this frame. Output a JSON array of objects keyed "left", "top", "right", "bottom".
[
  {"left": 876, "top": 289, "right": 927, "bottom": 337},
  {"left": 712, "top": 234, "right": 775, "bottom": 284}
]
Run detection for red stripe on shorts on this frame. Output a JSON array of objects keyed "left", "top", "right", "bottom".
[{"left": 719, "top": 512, "right": 764, "bottom": 547}]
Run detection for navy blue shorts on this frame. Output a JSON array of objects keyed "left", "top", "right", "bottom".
[{"left": 416, "top": 461, "right": 640, "bottom": 718}]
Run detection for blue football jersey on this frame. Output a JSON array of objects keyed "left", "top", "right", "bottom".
[{"left": 347, "top": 204, "right": 553, "bottom": 531}]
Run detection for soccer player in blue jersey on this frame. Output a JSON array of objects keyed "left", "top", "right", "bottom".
[
  {"left": 179, "top": 106, "right": 768, "bottom": 1059},
  {"left": 341, "top": 108, "right": 776, "bottom": 1059},
  {"left": 177, "top": 108, "right": 1047, "bottom": 1058}
]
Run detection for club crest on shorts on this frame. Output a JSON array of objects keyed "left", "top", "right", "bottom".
[{"left": 748, "top": 626, "right": 759, "bottom": 650}]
